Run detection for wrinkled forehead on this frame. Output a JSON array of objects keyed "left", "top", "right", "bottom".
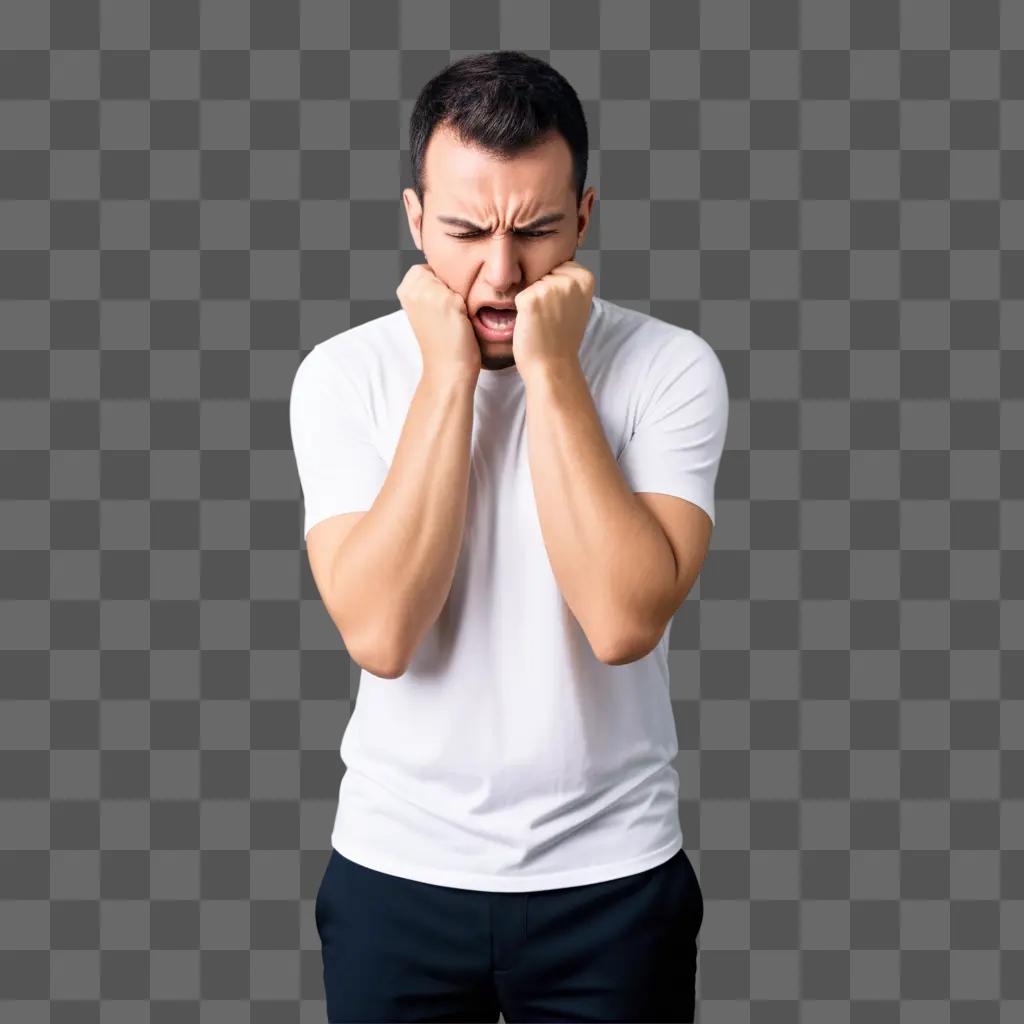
[{"left": 424, "top": 125, "right": 574, "bottom": 211}]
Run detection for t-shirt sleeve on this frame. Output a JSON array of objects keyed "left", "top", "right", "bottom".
[
  {"left": 616, "top": 331, "right": 729, "bottom": 526},
  {"left": 288, "top": 348, "right": 389, "bottom": 542}
]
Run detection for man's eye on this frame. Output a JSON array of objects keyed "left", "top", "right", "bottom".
[{"left": 448, "top": 230, "right": 556, "bottom": 240}]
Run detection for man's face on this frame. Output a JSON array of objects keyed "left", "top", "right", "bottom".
[{"left": 402, "top": 123, "right": 596, "bottom": 370}]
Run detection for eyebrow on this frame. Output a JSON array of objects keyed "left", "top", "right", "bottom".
[{"left": 436, "top": 212, "right": 566, "bottom": 232}]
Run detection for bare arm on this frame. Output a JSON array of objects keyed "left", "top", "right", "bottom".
[
  {"left": 521, "top": 360, "right": 677, "bottom": 664},
  {"left": 326, "top": 371, "right": 476, "bottom": 677}
]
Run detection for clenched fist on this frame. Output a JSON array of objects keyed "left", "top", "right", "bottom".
[{"left": 396, "top": 264, "right": 481, "bottom": 385}]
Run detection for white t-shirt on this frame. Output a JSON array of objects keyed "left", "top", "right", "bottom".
[{"left": 289, "top": 295, "right": 729, "bottom": 892}]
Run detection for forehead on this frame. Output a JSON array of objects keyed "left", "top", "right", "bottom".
[{"left": 424, "top": 124, "right": 573, "bottom": 207}]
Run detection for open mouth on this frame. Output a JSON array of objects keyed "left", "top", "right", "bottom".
[
  {"left": 474, "top": 306, "right": 517, "bottom": 341},
  {"left": 476, "top": 306, "right": 517, "bottom": 329}
]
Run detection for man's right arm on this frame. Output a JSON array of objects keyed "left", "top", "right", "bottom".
[{"left": 314, "top": 371, "right": 477, "bottom": 678}]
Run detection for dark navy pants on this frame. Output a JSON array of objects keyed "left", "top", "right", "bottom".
[{"left": 315, "top": 845, "right": 704, "bottom": 1023}]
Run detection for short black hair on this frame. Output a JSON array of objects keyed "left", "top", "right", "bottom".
[{"left": 408, "top": 50, "right": 589, "bottom": 212}]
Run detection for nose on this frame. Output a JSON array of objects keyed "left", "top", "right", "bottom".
[{"left": 479, "top": 235, "right": 524, "bottom": 295}]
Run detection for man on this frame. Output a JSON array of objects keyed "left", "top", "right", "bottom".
[{"left": 290, "top": 50, "right": 728, "bottom": 1023}]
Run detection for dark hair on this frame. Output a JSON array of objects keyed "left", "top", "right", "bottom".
[{"left": 408, "top": 50, "right": 589, "bottom": 212}]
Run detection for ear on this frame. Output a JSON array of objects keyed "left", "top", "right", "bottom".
[
  {"left": 401, "top": 188, "right": 424, "bottom": 251},
  {"left": 577, "top": 186, "right": 596, "bottom": 245}
]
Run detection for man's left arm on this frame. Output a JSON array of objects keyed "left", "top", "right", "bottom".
[
  {"left": 521, "top": 359, "right": 693, "bottom": 665},
  {"left": 511, "top": 260, "right": 726, "bottom": 665}
]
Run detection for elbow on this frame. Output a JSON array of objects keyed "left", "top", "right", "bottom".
[
  {"left": 328, "top": 605, "right": 410, "bottom": 679},
  {"left": 357, "top": 655, "right": 409, "bottom": 679},
  {"left": 595, "top": 624, "right": 664, "bottom": 666},
  {"left": 345, "top": 640, "right": 409, "bottom": 679},
  {"left": 587, "top": 591, "right": 672, "bottom": 666},
  {"left": 583, "top": 602, "right": 666, "bottom": 666},
  {"left": 356, "top": 624, "right": 414, "bottom": 679},
  {"left": 598, "top": 640, "right": 653, "bottom": 667}
]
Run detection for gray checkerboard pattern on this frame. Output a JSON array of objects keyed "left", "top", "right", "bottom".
[{"left": 1, "top": 0, "right": 1022, "bottom": 1021}]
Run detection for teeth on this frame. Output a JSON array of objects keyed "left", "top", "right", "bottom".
[{"left": 480, "top": 308, "right": 516, "bottom": 329}]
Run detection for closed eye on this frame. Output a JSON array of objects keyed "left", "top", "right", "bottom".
[{"left": 448, "top": 230, "right": 556, "bottom": 240}]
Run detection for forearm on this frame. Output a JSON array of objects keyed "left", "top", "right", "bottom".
[
  {"left": 330, "top": 371, "right": 476, "bottom": 675},
  {"left": 522, "top": 361, "right": 676, "bottom": 663}
]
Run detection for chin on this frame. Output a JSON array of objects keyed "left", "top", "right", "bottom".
[{"left": 482, "top": 353, "right": 516, "bottom": 370}]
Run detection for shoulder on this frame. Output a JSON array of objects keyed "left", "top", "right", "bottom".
[
  {"left": 593, "top": 297, "right": 726, "bottom": 393},
  {"left": 309, "top": 309, "right": 404, "bottom": 371},
  {"left": 293, "top": 307, "right": 408, "bottom": 394}
]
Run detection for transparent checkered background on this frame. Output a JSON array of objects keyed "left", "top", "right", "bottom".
[{"left": 2, "top": 0, "right": 1023, "bottom": 1021}]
